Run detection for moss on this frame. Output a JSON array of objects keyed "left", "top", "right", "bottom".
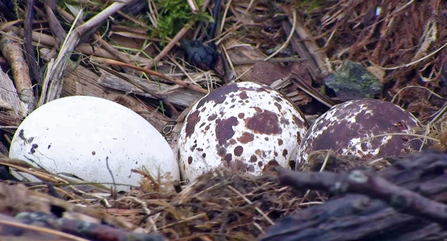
[
  {"left": 324, "top": 61, "right": 382, "bottom": 100},
  {"left": 153, "top": 0, "right": 212, "bottom": 41},
  {"left": 294, "top": 0, "right": 327, "bottom": 12},
  {"left": 11, "top": 0, "right": 21, "bottom": 19}
]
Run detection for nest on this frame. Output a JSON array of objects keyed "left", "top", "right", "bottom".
[
  {"left": 135, "top": 169, "right": 306, "bottom": 240},
  {"left": 0, "top": 159, "right": 316, "bottom": 241},
  {"left": 0, "top": 0, "right": 447, "bottom": 240}
]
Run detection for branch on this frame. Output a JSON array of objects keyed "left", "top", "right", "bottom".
[
  {"left": 277, "top": 167, "right": 447, "bottom": 226},
  {"left": 41, "top": 0, "right": 135, "bottom": 105}
]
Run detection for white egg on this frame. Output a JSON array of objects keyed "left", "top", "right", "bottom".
[
  {"left": 9, "top": 96, "right": 179, "bottom": 190},
  {"left": 178, "top": 82, "right": 308, "bottom": 182}
]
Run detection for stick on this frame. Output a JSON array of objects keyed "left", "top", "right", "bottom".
[
  {"left": 277, "top": 167, "right": 447, "bottom": 227},
  {"left": 42, "top": 0, "right": 134, "bottom": 104},
  {"left": 0, "top": 31, "right": 36, "bottom": 114},
  {"left": 92, "top": 57, "right": 208, "bottom": 94}
]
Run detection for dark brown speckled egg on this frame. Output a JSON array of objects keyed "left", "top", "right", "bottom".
[
  {"left": 178, "top": 82, "right": 308, "bottom": 182},
  {"left": 299, "top": 99, "right": 423, "bottom": 164}
]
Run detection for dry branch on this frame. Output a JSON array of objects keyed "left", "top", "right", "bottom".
[
  {"left": 145, "top": 20, "right": 195, "bottom": 70},
  {"left": 93, "top": 57, "right": 209, "bottom": 94},
  {"left": 24, "top": 0, "right": 42, "bottom": 85},
  {"left": 44, "top": 1, "right": 67, "bottom": 42},
  {"left": 55, "top": 61, "right": 170, "bottom": 132},
  {"left": 5, "top": 25, "right": 154, "bottom": 65},
  {"left": 0, "top": 31, "right": 36, "bottom": 115},
  {"left": 261, "top": 151, "right": 447, "bottom": 241},
  {"left": 99, "top": 70, "right": 205, "bottom": 107},
  {"left": 277, "top": 167, "right": 447, "bottom": 226},
  {"left": 41, "top": 0, "right": 135, "bottom": 104},
  {"left": 0, "top": 69, "right": 25, "bottom": 120}
]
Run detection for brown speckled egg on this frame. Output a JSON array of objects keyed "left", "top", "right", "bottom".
[
  {"left": 178, "top": 82, "right": 308, "bottom": 182},
  {"left": 299, "top": 99, "right": 423, "bottom": 164}
]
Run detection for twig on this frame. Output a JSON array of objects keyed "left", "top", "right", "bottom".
[
  {"left": 15, "top": 212, "right": 166, "bottom": 241},
  {"left": 391, "top": 85, "right": 444, "bottom": 103},
  {"left": 24, "top": 0, "right": 42, "bottom": 85},
  {"left": 285, "top": 7, "right": 330, "bottom": 76},
  {"left": 0, "top": 67, "right": 25, "bottom": 118},
  {"left": 105, "top": 156, "right": 117, "bottom": 198},
  {"left": 219, "top": 0, "right": 233, "bottom": 36},
  {"left": 44, "top": 1, "right": 66, "bottom": 42},
  {"left": 232, "top": 57, "right": 306, "bottom": 65},
  {"left": 290, "top": 76, "right": 335, "bottom": 108},
  {"left": 300, "top": 151, "right": 331, "bottom": 203},
  {"left": 117, "top": 10, "right": 152, "bottom": 29},
  {"left": 132, "top": 169, "right": 160, "bottom": 191},
  {"left": 264, "top": 10, "right": 296, "bottom": 61},
  {"left": 55, "top": 7, "right": 134, "bottom": 67},
  {"left": 4, "top": 25, "right": 154, "bottom": 66},
  {"left": 227, "top": 185, "right": 274, "bottom": 225},
  {"left": 0, "top": 31, "right": 36, "bottom": 114},
  {"left": 91, "top": 57, "right": 208, "bottom": 94},
  {"left": 381, "top": 41, "right": 447, "bottom": 70},
  {"left": 42, "top": 0, "right": 134, "bottom": 103},
  {"left": 158, "top": 213, "right": 208, "bottom": 229},
  {"left": 145, "top": 20, "right": 195, "bottom": 69},
  {"left": 117, "top": 196, "right": 151, "bottom": 215},
  {"left": 187, "top": 0, "right": 199, "bottom": 14}
]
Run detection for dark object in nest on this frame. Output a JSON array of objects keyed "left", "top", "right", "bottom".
[
  {"left": 181, "top": 40, "right": 218, "bottom": 71},
  {"left": 323, "top": 61, "right": 382, "bottom": 101},
  {"left": 0, "top": 0, "right": 16, "bottom": 20},
  {"left": 260, "top": 151, "right": 447, "bottom": 241},
  {"left": 0, "top": 165, "right": 19, "bottom": 181},
  {"left": 12, "top": 212, "right": 167, "bottom": 241}
]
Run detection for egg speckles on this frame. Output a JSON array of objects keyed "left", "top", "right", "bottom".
[
  {"left": 179, "top": 82, "right": 308, "bottom": 182},
  {"left": 299, "top": 99, "right": 423, "bottom": 163}
]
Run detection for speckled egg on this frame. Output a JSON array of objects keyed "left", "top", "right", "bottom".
[
  {"left": 299, "top": 99, "right": 423, "bottom": 164},
  {"left": 178, "top": 82, "right": 308, "bottom": 182}
]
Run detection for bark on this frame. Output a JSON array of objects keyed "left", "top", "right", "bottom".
[{"left": 260, "top": 151, "right": 447, "bottom": 241}]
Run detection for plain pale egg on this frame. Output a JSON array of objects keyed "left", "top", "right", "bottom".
[{"left": 9, "top": 96, "right": 179, "bottom": 190}]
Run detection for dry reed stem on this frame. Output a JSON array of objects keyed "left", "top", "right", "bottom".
[
  {"left": 42, "top": 0, "right": 134, "bottom": 103},
  {"left": 227, "top": 185, "right": 274, "bottom": 225},
  {"left": 92, "top": 57, "right": 208, "bottom": 94},
  {"left": 187, "top": 0, "right": 199, "bottom": 14}
]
